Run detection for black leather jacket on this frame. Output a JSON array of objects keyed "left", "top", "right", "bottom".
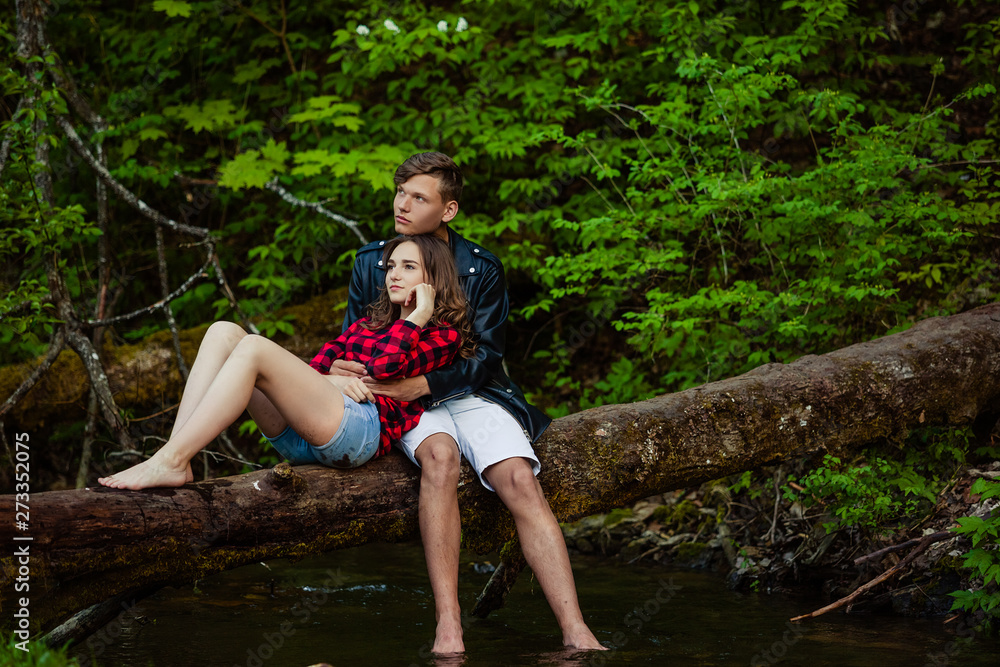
[{"left": 343, "top": 227, "right": 551, "bottom": 443}]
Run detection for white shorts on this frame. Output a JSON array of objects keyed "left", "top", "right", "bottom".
[{"left": 398, "top": 394, "right": 541, "bottom": 492}]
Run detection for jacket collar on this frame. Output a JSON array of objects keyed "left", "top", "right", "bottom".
[
  {"left": 447, "top": 226, "right": 494, "bottom": 276},
  {"left": 448, "top": 227, "right": 472, "bottom": 276},
  {"left": 368, "top": 228, "right": 488, "bottom": 276}
]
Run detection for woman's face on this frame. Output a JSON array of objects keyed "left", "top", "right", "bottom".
[{"left": 385, "top": 241, "right": 427, "bottom": 306}]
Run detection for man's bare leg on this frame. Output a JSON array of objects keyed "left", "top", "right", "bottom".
[
  {"left": 484, "top": 458, "right": 605, "bottom": 650},
  {"left": 414, "top": 434, "right": 465, "bottom": 654}
]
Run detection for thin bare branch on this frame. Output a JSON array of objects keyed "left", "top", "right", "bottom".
[
  {"left": 64, "top": 328, "right": 135, "bottom": 449},
  {"left": 156, "top": 226, "right": 190, "bottom": 381},
  {"left": 853, "top": 530, "right": 955, "bottom": 565},
  {"left": 264, "top": 178, "right": 368, "bottom": 244},
  {"left": 76, "top": 389, "right": 98, "bottom": 489},
  {"left": 55, "top": 115, "right": 213, "bottom": 238},
  {"left": 234, "top": 1, "right": 297, "bottom": 74},
  {"left": 790, "top": 531, "right": 946, "bottom": 622},
  {"left": 0, "top": 328, "right": 67, "bottom": 420},
  {"left": 83, "top": 260, "right": 215, "bottom": 329},
  {"left": 210, "top": 253, "right": 258, "bottom": 334}
]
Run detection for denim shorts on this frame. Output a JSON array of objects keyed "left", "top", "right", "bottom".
[{"left": 264, "top": 398, "right": 380, "bottom": 469}]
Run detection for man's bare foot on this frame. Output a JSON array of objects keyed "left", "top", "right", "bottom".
[
  {"left": 431, "top": 616, "right": 465, "bottom": 655},
  {"left": 563, "top": 625, "right": 607, "bottom": 650},
  {"left": 98, "top": 455, "right": 193, "bottom": 490}
]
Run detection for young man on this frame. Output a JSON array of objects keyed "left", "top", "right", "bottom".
[{"left": 330, "top": 152, "right": 604, "bottom": 654}]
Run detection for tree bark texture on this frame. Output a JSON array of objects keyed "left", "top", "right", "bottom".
[{"left": 3, "top": 302, "right": 1000, "bottom": 634}]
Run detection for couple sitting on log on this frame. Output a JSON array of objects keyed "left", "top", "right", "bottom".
[{"left": 98, "top": 152, "right": 606, "bottom": 654}]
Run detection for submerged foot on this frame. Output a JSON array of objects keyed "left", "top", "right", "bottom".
[
  {"left": 431, "top": 616, "right": 465, "bottom": 655},
  {"left": 563, "top": 626, "right": 607, "bottom": 651},
  {"left": 98, "top": 456, "right": 193, "bottom": 490}
]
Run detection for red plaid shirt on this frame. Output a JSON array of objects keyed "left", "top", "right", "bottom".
[{"left": 309, "top": 318, "right": 461, "bottom": 457}]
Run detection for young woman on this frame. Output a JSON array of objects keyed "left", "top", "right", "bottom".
[{"left": 98, "top": 235, "right": 474, "bottom": 490}]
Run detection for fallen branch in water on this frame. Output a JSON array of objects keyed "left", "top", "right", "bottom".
[{"left": 790, "top": 531, "right": 947, "bottom": 622}]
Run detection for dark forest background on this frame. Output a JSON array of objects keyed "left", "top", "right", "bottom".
[
  {"left": 3, "top": 0, "right": 999, "bottom": 473},
  {"left": 3, "top": 0, "right": 1000, "bottom": 632}
]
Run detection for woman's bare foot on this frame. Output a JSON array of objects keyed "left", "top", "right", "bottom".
[
  {"left": 98, "top": 455, "right": 193, "bottom": 490},
  {"left": 431, "top": 616, "right": 465, "bottom": 655}
]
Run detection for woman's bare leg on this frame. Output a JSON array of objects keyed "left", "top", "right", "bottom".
[
  {"left": 98, "top": 334, "right": 348, "bottom": 490},
  {"left": 246, "top": 388, "right": 289, "bottom": 438},
  {"left": 98, "top": 321, "right": 249, "bottom": 486},
  {"left": 169, "top": 321, "right": 249, "bottom": 439}
]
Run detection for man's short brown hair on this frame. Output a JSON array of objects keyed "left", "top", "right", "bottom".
[{"left": 394, "top": 152, "right": 463, "bottom": 204}]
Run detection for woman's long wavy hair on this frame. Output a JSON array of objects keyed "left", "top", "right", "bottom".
[{"left": 363, "top": 235, "right": 477, "bottom": 358}]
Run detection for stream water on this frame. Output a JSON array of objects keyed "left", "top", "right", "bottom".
[{"left": 73, "top": 541, "right": 1000, "bottom": 667}]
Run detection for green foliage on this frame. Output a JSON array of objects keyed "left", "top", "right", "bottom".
[
  {"left": 0, "top": 636, "right": 82, "bottom": 667},
  {"left": 730, "top": 469, "right": 766, "bottom": 501},
  {"left": 0, "top": 60, "right": 93, "bottom": 360},
  {"left": 236, "top": 418, "right": 278, "bottom": 471},
  {"left": 2, "top": 1, "right": 999, "bottom": 438},
  {"left": 487, "top": 0, "right": 999, "bottom": 406},
  {"left": 950, "top": 477, "right": 1000, "bottom": 625},
  {"left": 152, "top": 1, "right": 192, "bottom": 19},
  {"left": 764, "top": 428, "right": 1000, "bottom": 626},
  {"left": 217, "top": 139, "right": 289, "bottom": 189},
  {"left": 781, "top": 428, "right": 971, "bottom": 539},
  {"left": 783, "top": 453, "right": 937, "bottom": 536},
  {"left": 529, "top": 337, "right": 656, "bottom": 418}
]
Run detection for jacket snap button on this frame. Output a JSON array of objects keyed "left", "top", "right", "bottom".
[{"left": 470, "top": 267, "right": 476, "bottom": 272}]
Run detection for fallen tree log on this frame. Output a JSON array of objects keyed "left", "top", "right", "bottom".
[{"left": 3, "top": 301, "right": 1000, "bottom": 636}]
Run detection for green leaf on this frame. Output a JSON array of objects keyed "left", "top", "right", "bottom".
[
  {"left": 963, "top": 548, "right": 995, "bottom": 576},
  {"left": 164, "top": 100, "right": 245, "bottom": 133},
  {"left": 287, "top": 96, "right": 363, "bottom": 130},
  {"left": 233, "top": 58, "right": 284, "bottom": 86},
  {"left": 152, "top": 0, "right": 193, "bottom": 18},
  {"left": 218, "top": 140, "right": 288, "bottom": 189},
  {"left": 138, "top": 127, "right": 167, "bottom": 141},
  {"left": 970, "top": 478, "right": 1000, "bottom": 500}
]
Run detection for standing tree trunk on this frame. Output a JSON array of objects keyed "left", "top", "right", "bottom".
[
  {"left": 3, "top": 301, "right": 1000, "bottom": 636},
  {"left": 8, "top": 0, "right": 136, "bottom": 451},
  {"left": 1, "top": 0, "right": 249, "bottom": 459}
]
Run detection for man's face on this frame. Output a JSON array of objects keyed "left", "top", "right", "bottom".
[{"left": 393, "top": 174, "right": 457, "bottom": 241}]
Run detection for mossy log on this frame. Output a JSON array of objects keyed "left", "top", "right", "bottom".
[{"left": 4, "top": 302, "right": 1000, "bottom": 636}]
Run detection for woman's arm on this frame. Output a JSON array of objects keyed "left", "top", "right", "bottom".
[
  {"left": 309, "top": 321, "right": 364, "bottom": 374},
  {"left": 366, "top": 321, "right": 461, "bottom": 380}
]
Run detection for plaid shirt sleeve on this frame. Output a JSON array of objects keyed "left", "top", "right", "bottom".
[
  {"left": 367, "top": 320, "right": 461, "bottom": 380},
  {"left": 308, "top": 321, "right": 362, "bottom": 374}
]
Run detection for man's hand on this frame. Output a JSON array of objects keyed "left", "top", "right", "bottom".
[
  {"left": 328, "top": 359, "right": 368, "bottom": 378},
  {"left": 365, "top": 375, "right": 430, "bottom": 402}
]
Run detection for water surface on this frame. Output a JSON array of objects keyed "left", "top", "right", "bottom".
[{"left": 75, "top": 542, "right": 999, "bottom": 666}]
